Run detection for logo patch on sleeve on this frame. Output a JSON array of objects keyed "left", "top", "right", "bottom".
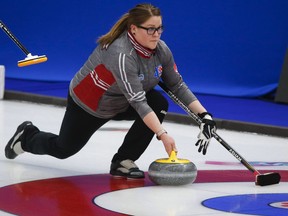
[{"left": 154, "top": 65, "right": 163, "bottom": 78}]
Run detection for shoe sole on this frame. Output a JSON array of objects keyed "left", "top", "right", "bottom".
[{"left": 110, "top": 170, "right": 145, "bottom": 180}]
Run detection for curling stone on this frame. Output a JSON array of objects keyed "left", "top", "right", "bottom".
[{"left": 148, "top": 151, "right": 197, "bottom": 186}]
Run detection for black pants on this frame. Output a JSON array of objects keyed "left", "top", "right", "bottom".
[{"left": 22, "top": 89, "right": 168, "bottom": 162}]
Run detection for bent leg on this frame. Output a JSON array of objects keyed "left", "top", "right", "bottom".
[{"left": 22, "top": 95, "right": 109, "bottom": 159}]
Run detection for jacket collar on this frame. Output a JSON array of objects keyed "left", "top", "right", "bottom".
[{"left": 127, "top": 31, "right": 155, "bottom": 58}]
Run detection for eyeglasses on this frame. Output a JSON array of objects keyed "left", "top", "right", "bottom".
[{"left": 137, "top": 25, "right": 164, "bottom": 35}]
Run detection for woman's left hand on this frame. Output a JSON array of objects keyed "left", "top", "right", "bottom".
[{"left": 195, "top": 113, "right": 216, "bottom": 155}]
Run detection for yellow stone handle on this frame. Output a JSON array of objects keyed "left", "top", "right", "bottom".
[
  {"left": 169, "top": 150, "right": 178, "bottom": 162},
  {"left": 155, "top": 150, "right": 191, "bottom": 164}
]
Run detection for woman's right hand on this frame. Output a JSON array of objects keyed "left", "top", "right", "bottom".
[{"left": 159, "top": 133, "right": 177, "bottom": 156}]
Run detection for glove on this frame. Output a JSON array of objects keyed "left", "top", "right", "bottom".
[{"left": 195, "top": 112, "right": 216, "bottom": 155}]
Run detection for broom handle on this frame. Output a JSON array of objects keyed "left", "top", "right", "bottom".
[
  {"left": 158, "top": 81, "right": 259, "bottom": 175},
  {"left": 0, "top": 20, "right": 30, "bottom": 55}
]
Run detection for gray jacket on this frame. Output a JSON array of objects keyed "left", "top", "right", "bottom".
[{"left": 69, "top": 31, "right": 197, "bottom": 119}]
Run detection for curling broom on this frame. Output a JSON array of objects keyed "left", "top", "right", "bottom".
[
  {"left": 0, "top": 20, "right": 47, "bottom": 67},
  {"left": 158, "top": 81, "right": 281, "bottom": 186}
]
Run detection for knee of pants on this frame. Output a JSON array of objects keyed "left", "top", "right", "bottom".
[
  {"left": 56, "top": 153, "right": 72, "bottom": 159},
  {"left": 150, "top": 93, "right": 169, "bottom": 113},
  {"left": 54, "top": 147, "right": 81, "bottom": 159},
  {"left": 148, "top": 94, "right": 169, "bottom": 122}
]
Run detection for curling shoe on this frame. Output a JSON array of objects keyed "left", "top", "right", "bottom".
[
  {"left": 5, "top": 121, "right": 32, "bottom": 159},
  {"left": 110, "top": 159, "right": 145, "bottom": 179}
]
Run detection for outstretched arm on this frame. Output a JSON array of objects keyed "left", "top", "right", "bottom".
[{"left": 188, "top": 100, "right": 207, "bottom": 115}]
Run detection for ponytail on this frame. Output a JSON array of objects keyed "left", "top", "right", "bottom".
[
  {"left": 97, "top": 3, "right": 161, "bottom": 47},
  {"left": 97, "top": 13, "right": 129, "bottom": 47}
]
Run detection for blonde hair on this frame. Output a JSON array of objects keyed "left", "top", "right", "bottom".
[{"left": 97, "top": 3, "right": 161, "bottom": 46}]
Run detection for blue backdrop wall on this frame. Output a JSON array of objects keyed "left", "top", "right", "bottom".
[{"left": 1, "top": 0, "right": 288, "bottom": 97}]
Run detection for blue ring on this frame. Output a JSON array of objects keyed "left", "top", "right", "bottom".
[{"left": 202, "top": 193, "right": 288, "bottom": 215}]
